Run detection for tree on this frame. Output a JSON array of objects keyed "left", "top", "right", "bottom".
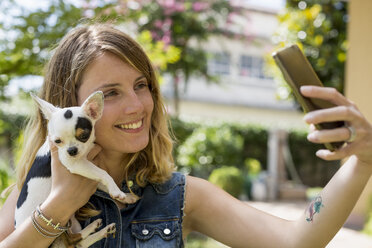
[
  {"left": 0, "top": 0, "right": 84, "bottom": 99},
  {"left": 267, "top": 0, "right": 348, "bottom": 101}
]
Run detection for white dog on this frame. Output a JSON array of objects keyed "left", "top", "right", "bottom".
[{"left": 15, "top": 91, "right": 138, "bottom": 247}]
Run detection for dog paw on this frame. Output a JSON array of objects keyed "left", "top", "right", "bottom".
[
  {"left": 110, "top": 191, "right": 127, "bottom": 202},
  {"left": 105, "top": 223, "right": 116, "bottom": 238},
  {"left": 123, "top": 193, "right": 139, "bottom": 204},
  {"left": 94, "top": 219, "right": 103, "bottom": 231}
]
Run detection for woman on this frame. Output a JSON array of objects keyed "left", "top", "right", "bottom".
[{"left": 0, "top": 24, "right": 371, "bottom": 248}]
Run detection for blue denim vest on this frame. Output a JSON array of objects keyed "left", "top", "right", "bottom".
[{"left": 81, "top": 172, "right": 186, "bottom": 248}]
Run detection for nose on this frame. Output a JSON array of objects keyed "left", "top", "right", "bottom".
[
  {"left": 67, "top": 146, "right": 78, "bottom": 156},
  {"left": 123, "top": 92, "right": 145, "bottom": 115}
]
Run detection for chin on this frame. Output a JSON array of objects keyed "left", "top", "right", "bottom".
[{"left": 124, "top": 138, "right": 150, "bottom": 153}]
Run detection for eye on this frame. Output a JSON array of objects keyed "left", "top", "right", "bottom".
[
  {"left": 104, "top": 89, "right": 119, "bottom": 98},
  {"left": 54, "top": 139, "right": 62, "bottom": 144},
  {"left": 76, "top": 128, "right": 91, "bottom": 143},
  {"left": 80, "top": 132, "right": 90, "bottom": 142},
  {"left": 135, "top": 81, "right": 150, "bottom": 91}
]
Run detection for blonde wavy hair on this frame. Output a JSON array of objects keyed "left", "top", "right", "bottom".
[{"left": 17, "top": 24, "right": 175, "bottom": 190}]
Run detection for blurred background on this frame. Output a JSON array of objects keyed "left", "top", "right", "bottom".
[{"left": 0, "top": 0, "right": 371, "bottom": 247}]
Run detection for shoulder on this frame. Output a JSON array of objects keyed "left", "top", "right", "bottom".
[
  {"left": 184, "top": 175, "right": 225, "bottom": 213},
  {"left": 149, "top": 172, "right": 186, "bottom": 194}
]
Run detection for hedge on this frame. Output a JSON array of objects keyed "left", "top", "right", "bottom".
[{"left": 171, "top": 117, "right": 340, "bottom": 187}]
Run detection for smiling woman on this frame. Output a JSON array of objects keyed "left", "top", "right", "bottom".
[{"left": 0, "top": 23, "right": 372, "bottom": 248}]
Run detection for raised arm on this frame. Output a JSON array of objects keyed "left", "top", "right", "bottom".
[
  {"left": 183, "top": 86, "right": 372, "bottom": 248},
  {"left": 293, "top": 85, "right": 372, "bottom": 247}
]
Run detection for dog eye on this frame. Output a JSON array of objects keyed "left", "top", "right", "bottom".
[
  {"left": 54, "top": 139, "right": 62, "bottom": 144},
  {"left": 80, "top": 133, "right": 89, "bottom": 141}
]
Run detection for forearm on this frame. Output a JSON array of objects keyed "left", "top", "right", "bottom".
[
  {"left": 0, "top": 218, "right": 56, "bottom": 248},
  {"left": 293, "top": 155, "right": 372, "bottom": 248},
  {"left": 0, "top": 194, "right": 74, "bottom": 248}
]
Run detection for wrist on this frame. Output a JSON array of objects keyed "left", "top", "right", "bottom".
[
  {"left": 41, "top": 196, "right": 75, "bottom": 226},
  {"left": 353, "top": 155, "right": 372, "bottom": 176}
]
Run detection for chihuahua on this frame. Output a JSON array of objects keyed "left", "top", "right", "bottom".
[{"left": 15, "top": 91, "right": 138, "bottom": 247}]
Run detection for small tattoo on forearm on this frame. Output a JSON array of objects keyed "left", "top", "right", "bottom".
[{"left": 306, "top": 196, "right": 324, "bottom": 223}]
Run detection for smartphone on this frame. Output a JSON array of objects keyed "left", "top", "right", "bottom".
[{"left": 272, "top": 44, "right": 344, "bottom": 151}]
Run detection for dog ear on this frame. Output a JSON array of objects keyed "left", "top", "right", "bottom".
[
  {"left": 81, "top": 91, "right": 104, "bottom": 121},
  {"left": 30, "top": 93, "right": 58, "bottom": 120}
]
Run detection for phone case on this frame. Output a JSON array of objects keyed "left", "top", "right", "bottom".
[{"left": 272, "top": 44, "right": 344, "bottom": 151}]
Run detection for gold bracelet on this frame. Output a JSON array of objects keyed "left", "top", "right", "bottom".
[
  {"left": 31, "top": 211, "right": 64, "bottom": 238},
  {"left": 35, "top": 205, "right": 71, "bottom": 232}
]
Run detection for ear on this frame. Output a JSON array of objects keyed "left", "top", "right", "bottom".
[
  {"left": 30, "top": 93, "right": 58, "bottom": 120},
  {"left": 81, "top": 91, "right": 104, "bottom": 121}
]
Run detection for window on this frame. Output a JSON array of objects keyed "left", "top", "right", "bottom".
[
  {"left": 240, "top": 55, "right": 269, "bottom": 79},
  {"left": 208, "top": 52, "right": 231, "bottom": 76}
]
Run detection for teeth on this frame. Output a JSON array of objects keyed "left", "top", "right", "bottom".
[{"left": 119, "top": 120, "right": 142, "bottom": 130}]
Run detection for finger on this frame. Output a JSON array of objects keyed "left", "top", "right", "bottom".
[
  {"left": 307, "top": 127, "right": 350, "bottom": 144},
  {"left": 87, "top": 144, "right": 102, "bottom": 161},
  {"left": 48, "top": 138, "right": 59, "bottom": 157},
  {"left": 304, "top": 105, "right": 359, "bottom": 124},
  {"left": 315, "top": 142, "right": 356, "bottom": 161},
  {"left": 300, "top": 86, "right": 351, "bottom": 106}
]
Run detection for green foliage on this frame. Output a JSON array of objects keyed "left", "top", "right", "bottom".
[
  {"left": 363, "top": 196, "right": 372, "bottom": 236},
  {"left": 186, "top": 232, "right": 228, "bottom": 248},
  {"left": 0, "top": 165, "right": 15, "bottom": 206},
  {"left": 0, "top": 0, "right": 84, "bottom": 100},
  {"left": 209, "top": 166, "right": 244, "bottom": 198},
  {"left": 288, "top": 129, "right": 339, "bottom": 186},
  {"left": 244, "top": 158, "right": 262, "bottom": 177},
  {"left": 176, "top": 123, "right": 244, "bottom": 178},
  {"left": 268, "top": 0, "right": 348, "bottom": 100},
  {"left": 172, "top": 118, "right": 339, "bottom": 187}
]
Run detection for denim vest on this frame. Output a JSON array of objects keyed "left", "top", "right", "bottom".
[{"left": 81, "top": 172, "right": 186, "bottom": 248}]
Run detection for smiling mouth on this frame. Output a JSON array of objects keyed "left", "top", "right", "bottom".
[{"left": 116, "top": 119, "right": 143, "bottom": 130}]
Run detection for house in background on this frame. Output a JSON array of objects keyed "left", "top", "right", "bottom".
[{"left": 161, "top": 2, "right": 307, "bottom": 130}]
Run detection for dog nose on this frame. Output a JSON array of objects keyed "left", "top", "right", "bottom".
[{"left": 67, "top": 147, "right": 78, "bottom": 156}]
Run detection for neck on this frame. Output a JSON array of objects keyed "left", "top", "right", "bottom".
[{"left": 97, "top": 150, "right": 131, "bottom": 186}]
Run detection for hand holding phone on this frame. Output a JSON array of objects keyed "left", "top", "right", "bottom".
[{"left": 272, "top": 44, "right": 344, "bottom": 151}]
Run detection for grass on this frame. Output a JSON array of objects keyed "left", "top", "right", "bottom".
[{"left": 185, "top": 232, "right": 229, "bottom": 248}]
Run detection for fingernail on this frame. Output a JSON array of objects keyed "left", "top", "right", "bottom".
[
  {"left": 316, "top": 150, "right": 324, "bottom": 157},
  {"left": 307, "top": 133, "right": 315, "bottom": 140},
  {"left": 303, "top": 114, "right": 312, "bottom": 123},
  {"left": 300, "top": 85, "right": 311, "bottom": 92}
]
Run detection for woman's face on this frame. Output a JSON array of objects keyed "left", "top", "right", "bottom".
[{"left": 78, "top": 52, "right": 154, "bottom": 157}]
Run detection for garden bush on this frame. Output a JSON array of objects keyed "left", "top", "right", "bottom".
[
  {"left": 363, "top": 196, "right": 372, "bottom": 236},
  {"left": 171, "top": 118, "right": 340, "bottom": 188},
  {"left": 208, "top": 166, "right": 244, "bottom": 198},
  {"left": 176, "top": 124, "right": 244, "bottom": 178}
]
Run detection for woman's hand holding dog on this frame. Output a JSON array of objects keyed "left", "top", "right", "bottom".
[
  {"left": 301, "top": 85, "right": 372, "bottom": 169},
  {"left": 40, "top": 140, "right": 100, "bottom": 225}
]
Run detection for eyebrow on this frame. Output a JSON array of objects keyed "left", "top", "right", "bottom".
[{"left": 93, "top": 76, "right": 146, "bottom": 92}]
